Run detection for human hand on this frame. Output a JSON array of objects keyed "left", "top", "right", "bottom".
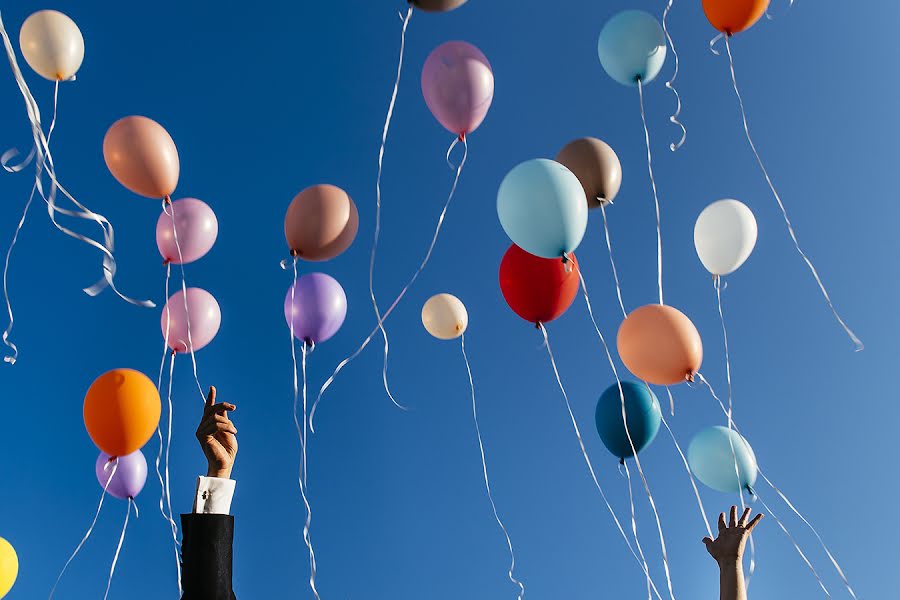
[
  {"left": 195, "top": 386, "right": 237, "bottom": 479},
  {"left": 703, "top": 506, "right": 763, "bottom": 566}
]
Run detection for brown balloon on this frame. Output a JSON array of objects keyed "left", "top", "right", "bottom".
[
  {"left": 284, "top": 184, "right": 359, "bottom": 261},
  {"left": 103, "top": 116, "right": 180, "bottom": 199},
  {"left": 410, "top": 0, "right": 468, "bottom": 13},
  {"left": 617, "top": 304, "right": 703, "bottom": 386},
  {"left": 556, "top": 137, "right": 622, "bottom": 209}
]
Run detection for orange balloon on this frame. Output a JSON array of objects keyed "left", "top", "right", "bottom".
[
  {"left": 103, "top": 116, "right": 180, "bottom": 199},
  {"left": 702, "top": 0, "right": 769, "bottom": 35},
  {"left": 83, "top": 369, "right": 161, "bottom": 457},
  {"left": 284, "top": 184, "right": 359, "bottom": 261},
  {"left": 617, "top": 304, "right": 703, "bottom": 386}
]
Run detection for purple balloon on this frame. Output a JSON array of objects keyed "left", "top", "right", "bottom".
[
  {"left": 156, "top": 197, "right": 218, "bottom": 264},
  {"left": 96, "top": 451, "right": 148, "bottom": 500},
  {"left": 421, "top": 41, "right": 494, "bottom": 137},
  {"left": 284, "top": 273, "right": 347, "bottom": 344}
]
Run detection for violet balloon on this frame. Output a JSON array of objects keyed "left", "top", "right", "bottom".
[
  {"left": 284, "top": 273, "right": 347, "bottom": 345},
  {"left": 421, "top": 41, "right": 494, "bottom": 137},
  {"left": 156, "top": 198, "right": 218, "bottom": 264},
  {"left": 96, "top": 451, "right": 148, "bottom": 500},
  {"left": 161, "top": 287, "right": 221, "bottom": 353}
]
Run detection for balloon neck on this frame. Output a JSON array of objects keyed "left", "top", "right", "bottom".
[
  {"left": 619, "top": 457, "right": 625, "bottom": 466},
  {"left": 163, "top": 195, "right": 172, "bottom": 206},
  {"left": 534, "top": 321, "right": 542, "bottom": 330},
  {"left": 685, "top": 372, "right": 695, "bottom": 384},
  {"left": 745, "top": 484, "right": 756, "bottom": 498},
  {"left": 597, "top": 195, "right": 612, "bottom": 207},
  {"left": 303, "top": 337, "right": 313, "bottom": 348},
  {"left": 163, "top": 258, "right": 171, "bottom": 266},
  {"left": 458, "top": 132, "right": 466, "bottom": 142},
  {"left": 290, "top": 249, "right": 300, "bottom": 258}
]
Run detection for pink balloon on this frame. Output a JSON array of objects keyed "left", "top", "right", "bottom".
[
  {"left": 156, "top": 198, "right": 218, "bottom": 264},
  {"left": 161, "top": 288, "right": 221, "bottom": 353},
  {"left": 422, "top": 41, "right": 494, "bottom": 137}
]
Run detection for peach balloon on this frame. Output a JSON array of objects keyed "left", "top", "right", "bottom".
[
  {"left": 284, "top": 184, "right": 359, "bottom": 261},
  {"left": 103, "top": 116, "right": 180, "bottom": 199},
  {"left": 617, "top": 304, "right": 703, "bottom": 386},
  {"left": 83, "top": 369, "right": 161, "bottom": 457}
]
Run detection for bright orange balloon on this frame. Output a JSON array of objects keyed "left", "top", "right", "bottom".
[
  {"left": 83, "top": 369, "right": 161, "bottom": 457},
  {"left": 103, "top": 116, "right": 180, "bottom": 199},
  {"left": 617, "top": 305, "right": 703, "bottom": 386},
  {"left": 702, "top": 0, "right": 769, "bottom": 35}
]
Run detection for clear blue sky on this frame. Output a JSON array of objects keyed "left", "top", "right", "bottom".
[{"left": 0, "top": 1, "right": 894, "bottom": 598}]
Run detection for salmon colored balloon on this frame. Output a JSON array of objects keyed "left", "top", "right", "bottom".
[
  {"left": 422, "top": 41, "right": 494, "bottom": 137},
  {"left": 83, "top": 369, "right": 161, "bottom": 457},
  {"left": 499, "top": 244, "right": 580, "bottom": 325},
  {"left": 284, "top": 184, "right": 359, "bottom": 261},
  {"left": 103, "top": 116, "right": 180, "bottom": 199},
  {"left": 617, "top": 305, "right": 703, "bottom": 385},
  {"left": 702, "top": 0, "right": 769, "bottom": 35},
  {"left": 161, "top": 288, "right": 221, "bottom": 353}
]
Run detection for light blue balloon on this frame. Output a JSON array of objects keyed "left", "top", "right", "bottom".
[
  {"left": 598, "top": 10, "right": 667, "bottom": 87},
  {"left": 688, "top": 426, "right": 758, "bottom": 494},
  {"left": 497, "top": 159, "right": 588, "bottom": 259}
]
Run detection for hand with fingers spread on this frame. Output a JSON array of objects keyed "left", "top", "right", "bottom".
[
  {"left": 703, "top": 506, "right": 763, "bottom": 600},
  {"left": 196, "top": 386, "right": 238, "bottom": 479}
]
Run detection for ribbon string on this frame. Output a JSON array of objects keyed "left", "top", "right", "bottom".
[
  {"left": 661, "top": 0, "right": 687, "bottom": 151},
  {"left": 622, "top": 460, "right": 653, "bottom": 600},
  {"left": 637, "top": 79, "right": 664, "bottom": 306},
  {"left": 659, "top": 412, "right": 713, "bottom": 538},
  {"left": 599, "top": 204, "right": 627, "bottom": 318},
  {"left": 294, "top": 339, "right": 321, "bottom": 600},
  {"left": 103, "top": 498, "right": 133, "bottom": 600}
]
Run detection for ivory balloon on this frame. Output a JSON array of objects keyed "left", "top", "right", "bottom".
[
  {"left": 556, "top": 137, "right": 622, "bottom": 208},
  {"left": 103, "top": 116, "right": 180, "bottom": 199},
  {"left": 422, "top": 294, "right": 468, "bottom": 340},
  {"left": 617, "top": 304, "right": 703, "bottom": 385},
  {"left": 694, "top": 199, "right": 758, "bottom": 276},
  {"left": 19, "top": 10, "right": 84, "bottom": 81}
]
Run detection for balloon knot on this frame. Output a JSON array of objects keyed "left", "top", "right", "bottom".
[
  {"left": 534, "top": 321, "right": 541, "bottom": 330},
  {"left": 619, "top": 458, "right": 625, "bottom": 466},
  {"left": 686, "top": 372, "right": 695, "bottom": 383},
  {"left": 163, "top": 258, "right": 171, "bottom": 266},
  {"left": 304, "top": 337, "right": 313, "bottom": 348},
  {"left": 290, "top": 249, "right": 300, "bottom": 258},
  {"left": 163, "top": 195, "right": 172, "bottom": 206},
  {"left": 458, "top": 133, "right": 466, "bottom": 142}
]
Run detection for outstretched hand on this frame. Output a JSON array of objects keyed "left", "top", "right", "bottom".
[
  {"left": 196, "top": 386, "right": 238, "bottom": 479},
  {"left": 703, "top": 506, "right": 763, "bottom": 565}
]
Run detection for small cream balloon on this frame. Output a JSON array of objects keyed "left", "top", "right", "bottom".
[
  {"left": 422, "top": 294, "right": 468, "bottom": 340},
  {"left": 694, "top": 199, "right": 758, "bottom": 276},
  {"left": 19, "top": 10, "right": 85, "bottom": 81}
]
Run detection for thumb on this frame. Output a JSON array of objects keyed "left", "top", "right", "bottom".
[{"left": 206, "top": 386, "right": 217, "bottom": 407}]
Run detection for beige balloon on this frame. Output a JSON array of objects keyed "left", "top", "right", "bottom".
[
  {"left": 422, "top": 294, "right": 468, "bottom": 340},
  {"left": 19, "top": 10, "right": 85, "bottom": 81}
]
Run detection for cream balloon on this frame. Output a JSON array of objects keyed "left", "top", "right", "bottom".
[
  {"left": 693, "top": 199, "right": 758, "bottom": 276},
  {"left": 19, "top": 10, "right": 85, "bottom": 81},
  {"left": 422, "top": 294, "right": 468, "bottom": 340}
]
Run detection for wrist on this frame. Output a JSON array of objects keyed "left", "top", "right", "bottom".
[
  {"left": 207, "top": 466, "right": 232, "bottom": 479},
  {"left": 717, "top": 558, "right": 742, "bottom": 571}
]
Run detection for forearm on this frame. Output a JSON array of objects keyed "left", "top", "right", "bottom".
[{"left": 718, "top": 561, "right": 746, "bottom": 600}]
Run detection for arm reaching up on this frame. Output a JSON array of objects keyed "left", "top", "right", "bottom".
[{"left": 703, "top": 506, "right": 763, "bottom": 600}]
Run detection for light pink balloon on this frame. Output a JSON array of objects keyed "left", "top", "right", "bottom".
[
  {"left": 156, "top": 198, "right": 218, "bottom": 264},
  {"left": 161, "top": 288, "right": 221, "bottom": 353},
  {"left": 421, "top": 41, "right": 494, "bottom": 137}
]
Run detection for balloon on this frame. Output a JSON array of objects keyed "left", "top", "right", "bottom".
[
  {"left": 156, "top": 198, "right": 218, "bottom": 264},
  {"left": 96, "top": 451, "right": 148, "bottom": 500},
  {"left": 19, "top": 10, "right": 84, "bottom": 81},
  {"left": 556, "top": 137, "right": 622, "bottom": 208},
  {"left": 422, "top": 293, "right": 468, "bottom": 340},
  {"left": 598, "top": 10, "right": 667, "bottom": 87},
  {"left": 694, "top": 199, "right": 758, "bottom": 276},
  {"left": 411, "top": 0, "right": 468, "bottom": 12},
  {"left": 284, "top": 273, "right": 347, "bottom": 344},
  {"left": 284, "top": 185, "right": 359, "bottom": 261},
  {"left": 688, "top": 426, "right": 758, "bottom": 493},
  {"left": 103, "top": 116, "right": 180, "bottom": 199},
  {"left": 83, "top": 369, "right": 161, "bottom": 457},
  {"left": 161, "top": 288, "right": 222, "bottom": 353},
  {"left": 0, "top": 537, "right": 16, "bottom": 599},
  {"left": 617, "top": 304, "right": 703, "bottom": 386},
  {"left": 422, "top": 41, "right": 494, "bottom": 136},
  {"left": 595, "top": 381, "right": 662, "bottom": 459},
  {"left": 497, "top": 159, "right": 588, "bottom": 259},
  {"left": 702, "top": 0, "right": 769, "bottom": 35},
  {"left": 499, "top": 244, "right": 580, "bottom": 324}
]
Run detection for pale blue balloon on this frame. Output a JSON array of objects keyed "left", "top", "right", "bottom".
[
  {"left": 497, "top": 159, "right": 588, "bottom": 259},
  {"left": 688, "top": 426, "right": 758, "bottom": 493},
  {"left": 598, "top": 10, "right": 667, "bottom": 87}
]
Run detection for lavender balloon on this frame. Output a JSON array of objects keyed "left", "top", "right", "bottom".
[
  {"left": 156, "top": 197, "right": 219, "bottom": 264},
  {"left": 284, "top": 273, "right": 347, "bottom": 344},
  {"left": 422, "top": 41, "right": 494, "bottom": 137},
  {"left": 96, "top": 451, "right": 148, "bottom": 500}
]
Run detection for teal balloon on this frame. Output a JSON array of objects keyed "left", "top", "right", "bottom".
[
  {"left": 597, "top": 10, "right": 667, "bottom": 87},
  {"left": 497, "top": 159, "right": 588, "bottom": 259},
  {"left": 595, "top": 381, "right": 661, "bottom": 459},
  {"left": 688, "top": 426, "right": 758, "bottom": 493}
]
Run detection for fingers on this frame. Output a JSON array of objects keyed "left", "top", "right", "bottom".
[
  {"left": 729, "top": 505, "right": 738, "bottom": 528},
  {"left": 746, "top": 513, "right": 764, "bottom": 532},
  {"left": 206, "top": 386, "right": 217, "bottom": 407},
  {"left": 206, "top": 403, "right": 236, "bottom": 416},
  {"left": 739, "top": 507, "right": 752, "bottom": 527},
  {"left": 196, "top": 419, "right": 237, "bottom": 438},
  {"left": 718, "top": 512, "right": 727, "bottom": 531}
]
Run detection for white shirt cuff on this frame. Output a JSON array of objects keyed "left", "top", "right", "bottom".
[{"left": 192, "top": 476, "right": 235, "bottom": 515}]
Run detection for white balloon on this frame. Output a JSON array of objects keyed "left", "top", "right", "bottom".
[
  {"left": 693, "top": 199, "right": 758, "bottom": 276},
  {"left": 422, "top": 294, "right": 468, "bottom": 340},
  {"left": 19, "top": 10, "right": 85, "bottom": 81}
]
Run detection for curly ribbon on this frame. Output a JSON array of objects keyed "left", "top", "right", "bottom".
[
  {"left": 537, "top": 323, "right": 664, "bottom": 600},
  {"left": 637, "top": 79, "right": 664, "bottom": 306},
  {"left": 461, "top": 333, "right": 525, "bottom": 599},
  {"left": 766, "top": 0, "right": 795, "bottom": 21},
  {"left": 599, "top": 204, "right": 627, "bottom": 318},
  {"left": 622, "top": 459, "right": 653, "bottom": 600},
  {"left": 293, "top": 338, "right": 321, "bottom": 599},
  {"left": 103, "top": 498, "right": 135, "bottom": 600},
  {"left": 312, "top": 136, "right": 469, "bottom": 431},
  {"left": 661, "top": 0, "right": 687, "bottom": 151},
  {"left": 722, "top": 35, "right": 861, "bottom": 351},
  {"left": 658, "top": 411, "right": 713, "bottom": 538}
]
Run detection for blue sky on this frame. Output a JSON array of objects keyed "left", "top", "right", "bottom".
[{"left": 0, "top": 1, "right": 894, "bottom": 598}]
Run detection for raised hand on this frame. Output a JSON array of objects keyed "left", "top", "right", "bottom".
[
  {"left": 195, "top": 386, "right": 238, "bottom": 479},
  {"left": 703, "top": 506, "right": 763, "bottom": 565}
]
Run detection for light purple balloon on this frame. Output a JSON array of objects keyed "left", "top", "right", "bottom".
[
  {"left": 156, "top": 198, "right": 218, "bottom": 264},
  {"left": 161, "top": 287, "right": 222, "bottom": 353},
  {"left": 422, "top": 41, "right": 494, "bottom": 137},
  {"left": 284, "top": 273, "right": 347, "bottom": 344},
  {"left": 96, "top": 451, "right": 148, "bottom": 500}
]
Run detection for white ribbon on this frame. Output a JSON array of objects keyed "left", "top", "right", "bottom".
[
  {"left": 637, "top": 79, "right": 664, "bottom": 306},
  {"left": 661, "top": 0, "right": 687, "bottom": 151},
  {"left": 599, "top": 203, "right": 627, "bottom": 318},
  {"left": 766, "top": 0, "right": 795, "bottom": 20},
  {"left": 658, "top": 411, "right": 713, "bottom": 538},
  {"left": 622, "top": 459, "right": 653, "bottom": 600},
  {"left": 103, "top": 498, "right": 134, "bottom": 600}
]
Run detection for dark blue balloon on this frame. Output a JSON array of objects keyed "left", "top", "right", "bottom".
[{"left": 595, "top": 381, "right": 662, "bottom": 459}]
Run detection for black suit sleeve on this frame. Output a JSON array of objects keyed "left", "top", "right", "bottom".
[{"left": 180, "top": 514, "right": 237, "bottom": 600}]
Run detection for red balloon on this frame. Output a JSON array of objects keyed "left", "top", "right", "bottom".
[{"left": 499, "top": 244, "right": 580, "bottom": 325}]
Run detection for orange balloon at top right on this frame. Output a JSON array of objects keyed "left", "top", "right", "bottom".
[{"left": 702, "top": 0, "right": 769, "bottom": 35}]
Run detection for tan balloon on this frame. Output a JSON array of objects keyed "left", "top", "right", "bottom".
[
  {"left": 556, "top": 137, "right": 622, "bottom": 208},
  {"left": 410, "top": 0, "right": 469, "bottom": 12},
  {"left": 422, "top": 294, "right": 468, "bottom": 340},
  {"left": 103, "top": 116, "right": 180, "bottom": 199},
  {"left": 617, "top": 304, "right": 703, "bottom": 386},
  {"left": 284, "top": 184, "right": 359, "bottom": 261},
  {"left": 19, "top": 10, "right": 85, "bottom": 81}
]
